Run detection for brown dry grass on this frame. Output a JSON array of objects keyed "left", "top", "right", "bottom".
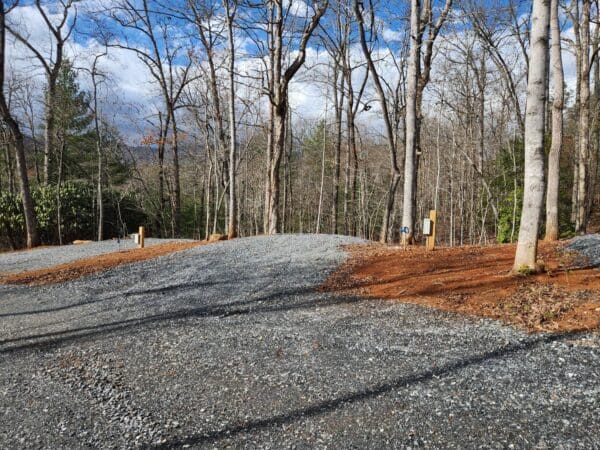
[
  {"left": 322, "top": 241, "right": 600, "bottom": 333},
  {"left": 1, "top": 241, "right": 207, "bottom": 286}
]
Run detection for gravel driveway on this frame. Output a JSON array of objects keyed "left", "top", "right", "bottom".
[{"left": 0, "top": 234, "right": 598, "bottom": 448}]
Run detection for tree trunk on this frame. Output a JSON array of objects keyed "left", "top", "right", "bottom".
[
  {"left": 316, "top": 108, "right": 327, "bottom": 233},
  {"left": 225, "top": 0, "right": 238, "bottom": 239},
  {"left": 267, "top": 105, "right": 286, "bottom": 234},
  {"left": 513, "top": 0, "right": 550, "bottom": 272},
  {"left": 8, "top": 120, "right": 39, "bottom": 248},
  {"left": 544, "top": 0, "right": 564, "bottom": 241},
  {"left": 43, "top": 84, "right": 56, "bottom": 185},
  {"left": 170, "top": 107, "right": 181, "bottom": 237},
  {"left": 332, "top": 68, "right": 342, "bottom": 235},
  {"left": 402, "top": 0, "right": 421, "bottom": 244},
  {"left": 575, "top": 0, "right": 590, "bottom": 234}
]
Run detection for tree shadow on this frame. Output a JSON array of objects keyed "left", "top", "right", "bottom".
[
  {"left": 0, "top": 289, "right": 364, "bottom": 355},
  {"left": 147, "top": 331, "right": 580, "bottom": 449},
  {"left": 0, "top": 278, "right": 247, "bottom": 318}
]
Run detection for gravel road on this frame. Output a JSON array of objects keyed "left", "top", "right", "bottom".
[
  {"left": 0, "top": 238, "right": 188, "bottom": 274},
  {"left": 0, "top": 234, "right": 598, "bottom": 449}
]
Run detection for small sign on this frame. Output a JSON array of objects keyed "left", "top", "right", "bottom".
[
  {"left": 423, "top": 218, "right": 432, "bottom": 236},
  {"left": 400, "top": 227, "right": 409, "bottom": 234}
]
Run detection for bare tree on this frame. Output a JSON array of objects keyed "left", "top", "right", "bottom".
[
  {"left": 401, "top": 0, "right": 452, "bottom": 243},
  {"left": 224, "top": 0, "right": 238, "bottom": 239},
  {"left": 0, "top": 0, "right": 39, "bottom": 248},
  {"left": 544, "top": 0, "right": 563, "bottom": 241},
  {"left": 513, "top": 0, "right": 550, "bottom": 272},
  {"left": 107, "top": 0, "right": 195, "bottom": 236},
  {"left": 7, "top": 0, "right": 78, "bottom": 185},
  {"left": 575, "top": 0, "right": 591, "bottom": 233},
  {"left": 354, "top": 0, "right": 402, "bottom": 243},
  {"left": 89, "top": 51, "right": 107, "bottom": 241},
  {"left": 263, "top": 0, "right": 328, "bottom": 234}
]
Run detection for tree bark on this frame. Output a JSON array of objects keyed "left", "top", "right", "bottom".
[
  {"left": 513, "top": 0, "right": 550, "bottom": 272},
  {"left": 402, "top": 0, "right": 421, "bottom": 244},
  {"left": 224, "top": 0, "right": 238, "bottom": 239},
  {"left": 544, "top": 0, "right": 564, "bottom": 241},
  {"left": 575, "top": 0, "right": 590, "bottom": 233}
]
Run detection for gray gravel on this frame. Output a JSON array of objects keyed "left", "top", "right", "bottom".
[
  {"left": 0, "top": 238, "right": 188, "bottom": 274},
  {"left": 567, "top": 233, "right": 600, "bottom": 267},
  {"left": 0, "top": 234, "right": 598, "bottom": 449}
]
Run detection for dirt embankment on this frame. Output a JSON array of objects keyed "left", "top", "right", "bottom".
[
  {"left": 1, "top": 241, "right": 207, "bottom": 286},
  {"left": 323, "top": 241, "right": 600, "bottom": 333}
]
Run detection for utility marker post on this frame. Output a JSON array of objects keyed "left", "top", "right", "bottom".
[
  {"left": 426, "top": 210, "right": 437, "bottom": 251},
  {"left": 138, "top": 226, "right": 145, "bottom": 249},
  {"left": 400, "top": 226, "right": 409, "bottom": 250}
]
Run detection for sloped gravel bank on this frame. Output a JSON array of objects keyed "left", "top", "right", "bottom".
[
  {"left": 567, "top": 233, "right": 600, "bottom": 267},
  {"left": 0, "top": 238, "right": 190, "bottom": 274},
  {"left": 0, "top": 234, "right": 598, "bottom": 448}
]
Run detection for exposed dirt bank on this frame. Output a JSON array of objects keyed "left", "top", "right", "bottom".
[{"left": 323, "top": 240, "right": 600, "bottom": 333}]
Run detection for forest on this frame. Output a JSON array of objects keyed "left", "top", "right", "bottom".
[{"left": 0, "top": 0, "right": 598, "bottom": 268}]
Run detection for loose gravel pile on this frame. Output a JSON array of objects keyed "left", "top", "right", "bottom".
[
  {"left": 567, "top": 234, "right": 600, "bottom": 267},
  {"left": 0, "top": 238, "right": 187, "bottom": 274},
  {"left": 0, "top": 234, "right": 598, "bottom": 448}
]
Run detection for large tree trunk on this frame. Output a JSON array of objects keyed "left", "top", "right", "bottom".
[
  {"left": 267, "top": 104, "right": 286, "bottom": 234},
  {"left": 575, "top": 0, "right": 590, "bottom": 234},
  {"left": 513, "top": 0, "right": 550, "bottom": 272},
  {"left": 544, "top": 0, "right": 564, "bottom": 241},
  {"left": 402, "top": 0, "right": 421, "bottom": 244},
  {"left": 8, "top": 119, "right": 39, "bottom": 248}
]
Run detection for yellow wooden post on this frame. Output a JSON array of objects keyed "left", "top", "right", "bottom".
[
  {"left": 426, "top": 210, "right": 437, "bottom": 251},
  {"left": 138, "top": 226, "right": 145, "bottom": 249}
]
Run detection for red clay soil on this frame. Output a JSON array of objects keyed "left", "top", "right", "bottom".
[
  {"left": 323, "top": 241, "right": 600, "bottom": 333},
  {"left": 1, "top": 241, "right": 208, "bottom": 286}
]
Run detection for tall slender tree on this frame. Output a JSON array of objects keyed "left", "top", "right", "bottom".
[
  {"left": 544, "top": 0, "right": 564, "bottom": 241},
  {"left": 575, "top": 0, "right": 591, "bottom": 233}
]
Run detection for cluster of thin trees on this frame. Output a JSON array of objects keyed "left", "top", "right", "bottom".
[{"left": 0, "top": 0, "right": 598, "bottom": 270}]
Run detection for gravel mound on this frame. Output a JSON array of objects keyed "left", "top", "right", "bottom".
[
  {"left": 567, "top": 233, "right": 600, "bottom": 268},
  {"left": 0, "top": 238, "right": 188, "bottom": 274},
  {"left": 0, "top": 234, "right": 598, "bottom": 448}
]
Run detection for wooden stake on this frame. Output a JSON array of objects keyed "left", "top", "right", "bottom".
[
  {"left": 426, "top": 210, "right": 437, "bottom": 251},
  {"left": 138, "top": 226, "right": 145, "bottom": 249}
]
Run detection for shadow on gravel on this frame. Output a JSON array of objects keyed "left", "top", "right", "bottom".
[
  {"left": 148, "top": 331, "right": 581, "bottom": 449},
  {"left": 0, "top": 279, "right": 243, "bottom": 318},
  {"left": 0, "top": 289, "right": 364, "bottom": 354}
]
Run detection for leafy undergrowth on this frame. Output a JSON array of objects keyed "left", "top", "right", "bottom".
[
  {"left": 486, "top": 283, "right": 598, "bottom": 332},
  {"left": 322, "top": 241, "right": 600, "bottom": 334}
]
